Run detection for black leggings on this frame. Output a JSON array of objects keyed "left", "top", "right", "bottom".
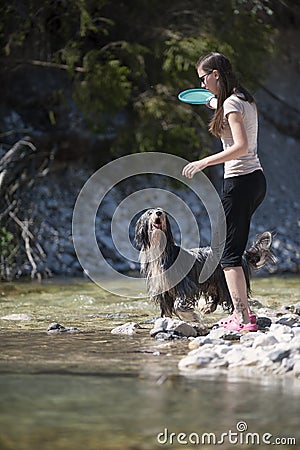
[{"left": 221, "top": 169, "right": 266, "bottom": 267}]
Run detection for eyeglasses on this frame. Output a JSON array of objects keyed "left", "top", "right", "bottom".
[{"left": 199, "top": 72, "right": 212, "bottom": 86}]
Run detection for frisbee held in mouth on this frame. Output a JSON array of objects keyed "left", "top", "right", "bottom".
[{"left": 178, "top": 88, "right": 216, "bottom": 105}]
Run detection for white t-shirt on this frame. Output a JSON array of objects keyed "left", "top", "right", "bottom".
[{"left": 221, "top": 93, "right": 262, "bottom": 178}]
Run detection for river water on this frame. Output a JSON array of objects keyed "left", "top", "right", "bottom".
[{"left": 0, "top": 275, "right": 300, "bottom": 450}]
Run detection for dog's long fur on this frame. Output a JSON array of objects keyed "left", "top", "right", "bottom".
[{"left": 135, "top": 207, "right": 274, "bottom": 320}]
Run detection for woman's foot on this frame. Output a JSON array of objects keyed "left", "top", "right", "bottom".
[
  {"left": 218, "top": 311, "right": 257, "bottom": 327},
  {"left": 220, "top": 317, "right": 258, "bottom": 332}
]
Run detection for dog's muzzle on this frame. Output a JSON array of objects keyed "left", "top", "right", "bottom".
[{"left": 151, "top": 210, "right": 164, "bottom": 230}]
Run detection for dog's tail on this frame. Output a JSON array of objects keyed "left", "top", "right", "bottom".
[{"left": 244, "top": 231, "right": 276, "bottom": 270}]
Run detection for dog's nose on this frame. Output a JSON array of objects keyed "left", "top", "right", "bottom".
[{"left": 156, "top": 210, "right": 162, "bottom": 216}]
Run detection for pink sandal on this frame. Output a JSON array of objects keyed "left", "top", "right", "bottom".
[
  {"left": 218, "top": 311, "right": 256, "bottom": 325},
  {"left": 221, "top": 317, "right": 258, "bottom": 332},
  {"left": 218, "top": 311, "right": 257, "bottom": 331}
]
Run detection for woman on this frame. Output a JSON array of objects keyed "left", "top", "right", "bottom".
[{"left": 182, "top": 52, "right": 266, "bottom": 332}]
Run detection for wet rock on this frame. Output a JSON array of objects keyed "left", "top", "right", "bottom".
[
  {"left": 111, "top": 322, "right": 141, "bottom": 335},
  {"left": 291, "top": 303, "right": 300, "bottom": 316},
  {"left": 209, "top": 327, "right": 242, "bottom": 341},
  {"left": 239, "top": 332, "right": 262, "bottom": 345},
  {"left": 154, "top": 331, "right": 185, "bottom": 341},
  {"left": 267, "top": 348, "right": 291, "bottom": 363},
  {"left": 47, "top": 322, "right": 80, "bottom": 333},
  {"left": 188, "top": 335, "right": 229, "bottom": 350},
  {"left": 269, "top": 323, "right": 294, "bottom": 342},
  {"left": 1, "top": 313, "right": 33, "bottom": 321},
  {"left": 276, "top": 314, "right": 300, "bottom": 327},
  {"left": 256, "top": 316, "right": 272, "bottom": 329},
  {"left": 150, "top": 318, "right": 197, "bottom": 338},
  {"left": 252, "top": 333, "right": 278, "bottom": 348}
]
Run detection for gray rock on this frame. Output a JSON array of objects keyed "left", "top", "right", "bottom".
[
  {"left": 178, "top": 355, "right": 212, "bottom": 370},
  {"left": 252, "top": 333, "right": 278, "bottom": 348},
  {"left": 267, "top": 348, "right": 291, "bottom": 363},
  {"left": 174, "top": 322, "right": 198, "bottom": 338},
  {"left": 257, "top": 317, "right": 272, "bottom": 329},
  {"left": 240, "top": 332, "right": 262, "bottom": 344},
  {"left": 276, "top": 315, "right": 300, "bottom": 327},
  {"left": 154, "top": 331, "right": 184, "bottom": 340},
  {"left": 291, "top": 303, "right": 300, "bottom": 316},
  {"left": 269, "top": 324, "right": 294, "bottom": 341},
  {"left": 150, "top": 317, "right": 197, "bottom": 338},
  {"left": 111, "top": 322, "right": 141, "bottom": 335},
  {"left": 225, "top": 347, "right": 245, "bottom": 366},
  {"left": 190, "top": 336, "right": 229, "bottom": 348},
  {"left": 215, "top": 344, "right": 233, "bottom": 356},
  {"left": 178, "top": 347, "right": 220, "bottom": 371},
  {"left": 209, "top": 327, "right": 242, "bottom": 341},
  {"left": 47, "top": 322, "right": 80, "bottom": 333}
]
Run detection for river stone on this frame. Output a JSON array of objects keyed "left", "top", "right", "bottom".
[
  {"left": 252, "top": 333, "right": 278, "bottom": 348},
  {"left": 256, "top": 316, "right": 272, "bottom": 329},
  {"left": 2, "top": 313, "right": 33, "bottom": 321},
  {"left": 267, "top": 348, "right": 291, "bottom": 363},
  {"left": 150, "top": 317, "right": 197, "bottom": 338},
  {"left": 47, "top": 322, "right": 80, "bottom": 333},
  {"left": 276, "top": 315, "right": 300, "bottom": 327},
  {"left": 269, "top": 323, "right": 294, "bottom": 340},
  {"left": 292, "top": 303, "right": 300, "bottom": 316},
  {"left": 282, "top": 303, "right": 300, "bottom": 316},
  {"left": 239, "top": 332, "right": 262, "bottom": 344},
  {"left": 154, "top": 331, "right": 186, "bottom": 340},
  {"left": 209, "top": 327, "right": 242, "bottom": 341},
  {"left": 178, "top": 348, "right": 219, "bottom": 370},
  {"left": 178, "top": 355, "right": 212, "bottom": 370},
  {"left": 111, "top": 322, "right": 141, "bottom": 335},
  {"left": 188, "top": 336, "right": 228, "bottom": 349},
  {"left": 225, "top": 347, "right": 245, "bottom": 366},
  {"left": 215, "top": 344, "right": 233, "bottom": 356}
]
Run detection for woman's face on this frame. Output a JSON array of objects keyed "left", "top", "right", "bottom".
[{"left": 197, "top": 66, "right": 219, "bottom": 95}]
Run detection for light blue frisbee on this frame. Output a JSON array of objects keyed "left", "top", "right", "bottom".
[{"left": 178, "top": 88, "right": 215, "bottom": 105}]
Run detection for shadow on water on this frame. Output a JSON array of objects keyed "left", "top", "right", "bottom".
[{"left": 0, "top": 275, "right": 300, "bottom": 450}]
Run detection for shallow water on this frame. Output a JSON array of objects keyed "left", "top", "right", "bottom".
[{"left": 0, "top": 275, "right": 300, "bottom": 450}]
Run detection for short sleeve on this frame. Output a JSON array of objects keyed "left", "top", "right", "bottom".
[{"left": 223, "top": 96, "right": 244, "bottom": 118}]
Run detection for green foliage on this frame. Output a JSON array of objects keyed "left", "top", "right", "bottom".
[
  {"left": 0, "top": 0, "right": 278, "bottom": 160},
  {"left": 0, "top": 226, "right": 15, "bottom": 279},
  {"left": 0, "top": 227, "right": 14, "bottom": 257}
]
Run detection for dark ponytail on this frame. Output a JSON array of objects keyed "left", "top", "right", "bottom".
[{"left": 196, "top": 52, "right": 255, "bottom": 137}]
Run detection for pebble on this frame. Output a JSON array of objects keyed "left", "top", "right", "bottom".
[
  {"left": 111, "top": 322, "right": 141, "bottom": 335},
  {"left": 47, "top": 322, "right": 80, "bottom": 333}
]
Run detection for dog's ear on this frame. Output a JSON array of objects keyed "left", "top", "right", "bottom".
[
  {"left": 134, "top": 214, "right": 150, "bottom": 249},
  {"left": 165, "top": 214, "right": 174, "bottom": 244}
]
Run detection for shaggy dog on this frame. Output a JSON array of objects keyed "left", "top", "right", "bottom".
[{"left": 134, "top": 207, "right": 274, "bottom": 322}]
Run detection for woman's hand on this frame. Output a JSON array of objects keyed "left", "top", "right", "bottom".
[{"left": 182, "top": 159, "right": 208, "bottom": 178}]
